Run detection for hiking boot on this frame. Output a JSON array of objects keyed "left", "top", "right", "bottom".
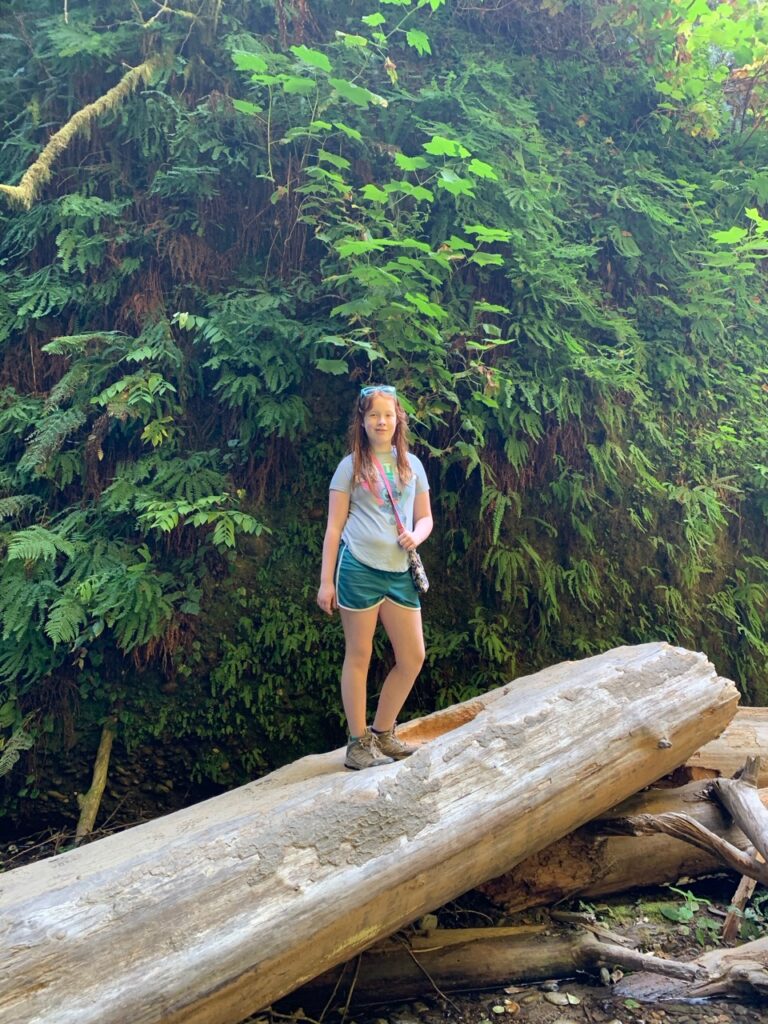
[
  {"left": 372, "top": 724, "right": 418, "bottom": 760},
  {"left": 344, "top": 729, "right": 394, "bottom": 770}
]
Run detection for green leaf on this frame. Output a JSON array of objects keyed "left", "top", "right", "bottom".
[
  {"left": 405, "top": 291, "right": 447, "bottom": 320},
  {"left": 745, "top": 207, "right": 768, "bottom": 233},
  {"left": 464, "top": 223, "right": 513, "bottom": 243},
  {"left": 711, "top": 226, "right": 748, "bottom": 244},
  {"left": 445, "top": 235, "right": 475, "bottom": 251},
  {"left": 330, "top": 77, "right": 374, "bottom": 107},
  {"left": 424, "top": 135, "right": 471, "bottom": 158},
  {"left": 395, "top": 153, "right": 430, "bottom": 171},
  {"left": 470, "top": 252, "right": 505, "bottom": 267},
  {"left": 704, "top": 251, "right": 740, "bottom": 267},
  {"left": 361, "top": 184, "right": 389, "bottom": 202},
  {"left": 406, "top": 29, "right": 431, "bottom": 56},
  {"left": 318, "top": 150, "right": 352, "bottom": 170},
  {"left": 334, "top": 121, "right": 363, "bottom": 141},
  {"left": 282, "top": 76, "right": 317, "bottom": 95},
  {"left": 361, "top": 12, "right": 386, "bottom": 25},
  {"left": 474, "top": 301, "right": 511, "bottom": 314},
  {"left": 335, "top": 238, "right": 388, "bottom": 257},
  {"left": 290, "top": 44, "right": 332, "bottom": 72},
  {"left": 232, "top": 51, "right": 269, "bottom": 73},
  {"left": 315, "top": 358, "right": 349, "bottom": 375},
  {"left": 339, "top": 33, "right": 369, "bottom": 47},
  {"left": 437, "top": 170, "right": 476, "bottom": 197},
  {"left": 386, "top": 180, "right": 434, "bottom": 202},
  {"left": 467, "top": 158, "right": 498, "bottom": 181},
  {"left": 231, "top": 99, "right": 263, "bottom": 116}
]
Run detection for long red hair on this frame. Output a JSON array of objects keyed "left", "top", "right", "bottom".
[{"left": 349, "top": 390, "right": 412, "bottom": 491}]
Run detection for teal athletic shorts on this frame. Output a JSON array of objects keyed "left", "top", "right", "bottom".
[{"left": 335, "top": 543, "right": 420, "bottom": 611}]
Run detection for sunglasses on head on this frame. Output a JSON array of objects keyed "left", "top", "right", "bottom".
[{"left": 360, "top": 384, "right": 396, "bottom": 398}]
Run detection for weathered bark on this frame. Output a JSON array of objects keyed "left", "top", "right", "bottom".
[
  {"left": 616, "top": 935, "right": 768, "bottom": 1000},
  {"left": 682, "top": 708, "right": 768, "bottom": 786},
  {"left": 75, "top": 717, "right": 116, "bottom": 844},
  {"left": 711, "top": 756, "right": 768, "bottom": 862},
  {"left": 0, "top": 643, "right": 738, "bottom": 1024},
  {"left": 619, "top": 757, "right": 768, "bottom": 887},
  {"left": 722, "top": 871, "right": 760, "bottom": 943},
  {"left": 285, "top": 926, "right": 579, "bottom": 1005},
  {"left": 285, "top": 925, "right": 638, "bottom": 1006},
  {"left": 481, "top": 782, "right": 768, "bottom": 912},
  {"left": 293, "top": 925, "right": 768, "bottom": 1007}
]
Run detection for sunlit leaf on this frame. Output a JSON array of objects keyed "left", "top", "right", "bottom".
[
  {"left": 711, "top": 226, "right": 748, "bottom": 244},
  {"left": 232, "top": 51, "right": 269, "bottom": 73},
  {"left": 290, "top": 44, "right": 332, "bottom": 72},
  {"left": 423, "top": 135, "right": 471, "bottom": 158},
  {"left": 406, "top": 29, "right": 431, "bottom": 56}
]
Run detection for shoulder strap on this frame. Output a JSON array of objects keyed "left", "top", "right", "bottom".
[{"left": 372, "top": 456, "right": 404, "bottom": 534}]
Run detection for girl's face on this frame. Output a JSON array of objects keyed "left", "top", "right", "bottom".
[{"left": 363, "top": 394, "right": 398, "bottom": 452}]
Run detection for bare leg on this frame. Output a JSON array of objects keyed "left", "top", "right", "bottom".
[
  {"left": 339, "top": 605, "right": 380, "bottom": 736},
  {"left": 372, "top": 601, "right": 425, "bottom": 732}
]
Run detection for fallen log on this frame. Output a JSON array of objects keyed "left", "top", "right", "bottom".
[
  {"left": 289, "top": 923, "right": 768, "bottom": 1007},
  {"left": 620, "top": 757, "right": 768, "bottom": 887},
  {"left": 480, "top": 710, "right": 768, "bottom": 913},
  {"left": 0, "top": 643, "right": 738, "bottom": 1024},
  {"left": 615, "top": 935, "right": 768, "bottom": 1001},
  {"left": 282, "top": 925, "right": 616, "bottom": 1006},
  {"left": 480, "top": 782, "right": 768, "bottom": 913},
  {"left": 682, "top": 708, "right": 768, "bottom": 786}
]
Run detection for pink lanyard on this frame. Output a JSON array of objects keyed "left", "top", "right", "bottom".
[{"left": 372, "top": 456, "right": 405, "bottom": 535}]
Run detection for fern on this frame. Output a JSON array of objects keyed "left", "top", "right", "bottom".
[
  {"left": 0, "top": 494, "right": 40, "bottom": 519},
  {"left": 0, "top": 713, "right": 36, "bottom": 778},
  {"left": 17, "top": 407, "right": 87, "bottom": 474},
  {"left": 45, "top": 594, "right": 87, "bottom": 646},
  {"left": 44, "top": 364, "right": 90, "bottom": 411},
  {"left": 6, "top": 525, "right": 76, "bottom": 563}
]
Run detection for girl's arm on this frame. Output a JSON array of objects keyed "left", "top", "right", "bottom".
[
  {"left": 317, "top": 489, "right": 350, "bottom": 615},
  {"left": 397, "top": 491, "right": 433, "bottom": 551}
]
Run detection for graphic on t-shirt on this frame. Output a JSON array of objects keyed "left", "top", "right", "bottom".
[{"left": 362, "top": 461, "right": 409, "bottom": 525}]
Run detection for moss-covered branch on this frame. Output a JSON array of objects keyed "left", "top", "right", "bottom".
[{"left": 0, "top": 55, "right": 161, "bottom": 209}]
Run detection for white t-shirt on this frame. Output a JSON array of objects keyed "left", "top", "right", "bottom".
[{"left": 330, "top": 452, "right": 429, "bottom": 572}]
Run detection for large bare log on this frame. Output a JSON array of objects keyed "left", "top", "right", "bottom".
[
  {"left": 619, "top": 757, "right": 768, "bottom": 887},
  {"left": 683, "top": 708, "right": 768, "bottom": 786},
  {"left": 480, "top": 782, "right": 768, "bottom": 913},
  {"left": 0, "top": 643, "right": 738, "bottom": 1024}
]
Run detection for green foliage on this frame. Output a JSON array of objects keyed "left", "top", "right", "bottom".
[
  {"left": 656, "top": 886, "right": 723, "bottom": 947},
  {"left": 0, "top": 0, "right": 768, "bottom": 818}
]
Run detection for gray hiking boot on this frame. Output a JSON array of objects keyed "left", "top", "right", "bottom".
[
  {"left": 372, "top": 724, "right": 418, "bottom": 760},
  {"left": 344, "top": 729, "right": 394, "bottom": 770}
]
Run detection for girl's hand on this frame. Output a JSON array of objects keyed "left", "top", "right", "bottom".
[
  {"left": 317, "top": 582, "right": 337, "bottom": 615},
  {"left": 397, "top": 529, "right": 418, "bottom": 551}
]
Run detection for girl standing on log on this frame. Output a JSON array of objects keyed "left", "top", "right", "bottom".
[{"left": 317, "top": 385, "right": 433, "bottom": 770}]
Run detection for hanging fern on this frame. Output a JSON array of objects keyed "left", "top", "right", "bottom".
[
  {"left": 0, "top": 713, "right": 36, "bottom": 778},
  {"left": 5, "top": 525, "right": 74, "bottom": 564}
]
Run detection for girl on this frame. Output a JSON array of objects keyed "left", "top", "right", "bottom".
[{"left": 317, "top": 385, "right": 433, "bottom": 770}]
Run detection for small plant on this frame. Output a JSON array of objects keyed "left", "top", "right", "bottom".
[
  {"left": 658, "top": 886, "right": 722, "bottom": 946},
  {"left": 727, "top": 889, "right": 768, "bottom": 941}
]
